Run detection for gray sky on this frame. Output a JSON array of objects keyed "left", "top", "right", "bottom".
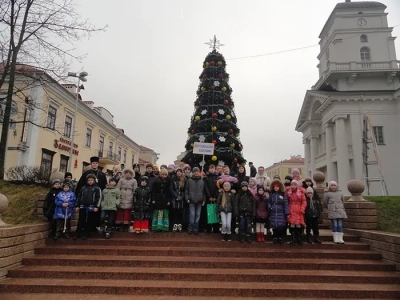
[{"left": 69, "top": 0, "right": 400, "bottom": 170}]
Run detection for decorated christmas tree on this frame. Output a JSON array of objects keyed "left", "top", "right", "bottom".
[{"left": 181, "top": 36, "right": 246, "bottom": 174}]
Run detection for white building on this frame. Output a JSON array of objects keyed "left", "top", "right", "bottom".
[{"left": 296, "top": 1, "right": 400, "bottom": 195}]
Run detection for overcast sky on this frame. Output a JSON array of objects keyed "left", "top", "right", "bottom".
[{"left": 69, "top": 0, "right": 400, "bottom": 170}]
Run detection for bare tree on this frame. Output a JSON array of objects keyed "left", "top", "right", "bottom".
[{"left": 0, "top": 0, "right": 106, "bottom": 179}]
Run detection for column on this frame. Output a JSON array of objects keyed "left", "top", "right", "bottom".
[
  {"left": 324, "top": 123, "right": 335, "bottom": 181},
  {"left": 333, "top": 115, "right": 351, "bottom": 195},
  {"left": 310, "top": 136, "right": 318, "bottom": 177},
  {"left": 303, "top": 139, "right": 310, "bottom": 177},
  {"left": 349, "top": 115, "right": 363, "bottom": 180}
]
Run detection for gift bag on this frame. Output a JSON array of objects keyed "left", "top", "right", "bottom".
[{"left": 207, "top": 203, "right": 219, "bottom": 224}]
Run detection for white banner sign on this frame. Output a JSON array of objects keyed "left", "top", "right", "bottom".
[{"left": 193, "top": 142, "right": 214, "bottom": 155}]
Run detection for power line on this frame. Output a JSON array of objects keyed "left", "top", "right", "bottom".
[{"left": 227, "top": 24, "right": 400, "bottom": 61}]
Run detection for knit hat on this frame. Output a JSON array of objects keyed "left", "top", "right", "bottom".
[
  {"left": 329, "top": 181, "right": 338, "bottom": 186},
  {"left": 285, "top": 175, "right": 293, "bottom": 181},
  {"left": 86, "top": 174, "right": 97, "bottom": 181},
  {"left": 132, "top": 163, "right": 140, "bottom": 169},
  {"left": 176, "top": 167, "right": 183, "bottom": 173},
  {"left": 292, "top": 168, "right": 300, "bottom": 174},
  {"left": 62, "top": 181, "right": 72, "bottom": 189},
  {"left": 64, "top": 172, "right": 72, "bottom": 179},
  {"left": 249, "top": 177, "right": 257, "bottom": 185},
  {"left": 168, "top": 164, "right": 175, "bottom": 170},
  {"left": 109, "top": 177, "right": 117, "bottom": 183},
  {"left": 304, "top": 177, "right": 312, "bottom": 183},
  {"left": 223, "top": 181, "right": 231, "bottom": 188},
  {"left": 291, "top": 180, "right": 299, "bottom": 186},
  {"left": 273, "top": 175, "right": 281, "bottom": 180},
  {"left": 160, "top": 164, "right": 168, "bottom": 169},
  {"left": 183, "top": 164, "right": 191, "bottom": 170},
  {"left": 51, "top": 178, "right": 61, "bottom": 185},
  {"left": 306, "top": 187, "right": 314, "bottom": 194},
  {"left": 192, "top": 167, "right": 200, "bottom": 173},
  {"left": 256, "top": 184, "right": 264, "bottom": 191},
  {"left": 241, "top": 181, "right": 249, "bottom": 187}
]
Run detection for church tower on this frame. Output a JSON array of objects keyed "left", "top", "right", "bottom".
[{"left": 313, "top": 1, "right": 399, "bottom": 91}]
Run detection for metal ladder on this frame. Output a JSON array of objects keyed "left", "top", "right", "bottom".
[{"left": 362, "top": 113, "right": 389, "bottom": 196}]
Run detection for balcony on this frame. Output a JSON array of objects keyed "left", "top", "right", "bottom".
[
  {"left": 312, "top": 60, "right": 400, "bottom": 90},
  {"left": 96, "top": 149, "right": 120, "bottom": 165}
]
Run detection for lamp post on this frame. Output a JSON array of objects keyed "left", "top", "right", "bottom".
[{"left": 67, "top": 71, "right": 88, "bottom": 172}]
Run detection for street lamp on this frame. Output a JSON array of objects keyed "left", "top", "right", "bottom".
[{"left": 67, "top": 71, "right": 88, "bottom": 172}]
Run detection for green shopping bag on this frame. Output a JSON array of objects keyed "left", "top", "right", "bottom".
[{"left": 207, "top": 203, "right": 219, "bottom": 224}]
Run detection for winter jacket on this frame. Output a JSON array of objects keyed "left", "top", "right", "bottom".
[
  {"left": 185, "top": 175, "right": 206, "bottom": 204},
  {"left": 133, "top": 185, "right": 151, "bottom": 219},
  {"left": 268, "top": 191, "right": 289, "bottom": 228},
  {"left": 255, "top": 173, "right": 271, "bottom": 191},
  {"left": 76, "top": 184, "right": 101, "bottom": 208},
  {"left": 302, "top": 181, "right": 320, "bottom": 201},
  {"left": 234, "top": 190, "right": 256, "bottom": 217},
  {"left": 324, "top": 190, "right": 347, "bottom": 219},
  {"left": 234, "top": 173, "right": 249, "bottom": 191},
  {"left": 286, "top": 187, "right": 306, "bottom": 225},
  {"left": 305, "top": 195, "right": 322, "bottom": 219},
  {"left": 203, "top": 172, "right": 219, "bottom": 200},
  {"left": 144, "top": 171, "right": 157, "bottom": 191},
  {"left": 117, "top": 171, "right": 137, "bottom": 210},
  {"left": 152, "top": 176, "right": 171, "bottom": 210},
  {"left": 101, "top": 185, "right": 122, "bottom": 211},
  {"left": 170, "top": 175, "right": 186, "bottom": 210},
  {"left": 216, "top": 190, "right": 235, "bottom": 213},
  {"left": 43, "top": 187, "right": 61, "bottom": 220},
  {"left": 54, "top": 191, "right": 76, "bottom": 219},
  {"left": 250, "top": 165, "right": 257, "bottom": 178},
  {"left": 255, "top": 193, "right": 268, "bottom": 219}
]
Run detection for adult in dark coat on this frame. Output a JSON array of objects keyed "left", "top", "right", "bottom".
[
  {"left": 249, "top": 162, "right": 257, "bottom": 178},
  {"left": 75, "top": 156, "right": 107, "bottom": 228}
]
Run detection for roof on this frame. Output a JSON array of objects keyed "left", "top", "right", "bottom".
[
  {"left": 140, "top": 145, "right": 154, "bottom": 152},
  {"left": 280, "top": 157, "right": 305, "bottom": 164},
  {"left": 139, "top": 158, "right": 150, "bottom": 164},
  {"left": 335, "top": 1, "right": 386, "bottom": 9}
]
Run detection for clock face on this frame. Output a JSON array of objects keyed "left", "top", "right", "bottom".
[{"left": 357, "top": 18, "right": 367, "bottom": 27}]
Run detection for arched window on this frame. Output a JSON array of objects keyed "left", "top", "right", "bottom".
[
  {"left": 360, "top": 47, "right": 371, "bottom": 61},
  {"left": 360, "top": 35, "right": 368, "bottom": 43}
]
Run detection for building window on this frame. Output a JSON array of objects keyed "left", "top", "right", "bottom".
[
  {"left": 85, "top": 128, "right": 92, "bottom": 147},
  {"left": 63, "top": 115, "right": 72, "bottom": 138},
  {"left": 109, "top": 141, "right": 113, "bottom": 155},
  {"left": 40, "top": 149, "right": 54, "bottom": 178},
  {"left": 288, "top": 168, "right": 291, "bottom": 175},
  {"left": 82, "top": 161, "right": 90, "bottom": 173},
  {"left": 360, "top": 47, "right": 370, "bottom": 61},
  {"left": 373, "top": 126, "right": 384, "bottom": 145},
  {"left": 99, "top": 136, "right": 105, "bottom": 155},
  {"left": 59, "top": 155, "right": 69, "bottom": 174},
  {"left": 123, "top": 150, "right": 127, "bottom": 163},
  {"left": 360, "top": 35, "right": 368, "bottom": 43},
  {"left": 118, "top": 147, "right": 121, "bottom": 161},
  {"left": 132, "top": 154, "right": 135, "bottom": 165},
  {"left": 46, "top": 106, "right": 57, "bottom": 130}
]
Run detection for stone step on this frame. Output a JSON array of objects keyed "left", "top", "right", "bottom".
[
  {"left": 34, "top": 245, "right": 382, "bottom": 260},
  {"left": 21, "top": 254, "right": 396, "bottom": 271},
  {"left": 1, "top": 278, "right": 400, "bottom": 298},
  {"left": 8, "top": 265, "right": 400, "bottom": 284}
]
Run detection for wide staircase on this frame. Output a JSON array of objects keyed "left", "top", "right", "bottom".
[{"left": 1, "top": 229, "right": 400, "bottom": 299}]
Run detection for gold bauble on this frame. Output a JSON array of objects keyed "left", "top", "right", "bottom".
[
  {"left": 235, "top": 133, "right": 240, "bottom": 137},
  {"left": 201, "top": 87, "right": 206, "bottom": 92},
  {"left": 205, "top": 62, "right": 209, "bottom": 66},
  {"left": 226, "top": 115, "right": 231, "bottom": 120},
  {"left": 188, "top": 133, "right": 192, "bottom": 136},
  {"left": 194, "top": 105, "right": 198, "bottom": 109},
  {"left": 230, "top": 105, "right": 234, "bottom": 109},
  {"left": 230, "top": 143, "right": 235, "bottom": 148},
  {"left": 195, "top": 116, "right": 201, "bottom": 121},
  {"left": 217, "top": 61, "right": 223, "bottom": 66},
  {"left": 211, "top": 126, "right": 217, "bottom": 132},
  {"left": 191, "top": 143, "right": 194, "bottom": 147},
  {"left": 221, "top": 87, "right": 227, "bottom": 92},
  {"left": 211, "top": 155, "right": 217, "bottom": 161}
]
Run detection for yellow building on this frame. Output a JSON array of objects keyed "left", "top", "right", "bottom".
[
  {"left": 137, "top": 146, "right": 159, "bottom": 172},
  {"left": 265, "top": 155, "right": 305, "bottom": 180},
  {"left": 0, "top": 65, "right": 143, "bottom": 180}
]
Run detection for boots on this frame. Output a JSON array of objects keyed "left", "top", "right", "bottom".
[
  {"left": 239, "top": 234, "right": 245, "bottom": 243},
  {"left": 333, "top": 232, "right": 338, "bottom": 244},
  {"left": 246, "top": 235, "right": 252, "bottom": 244},
  {"left": 290, "top": 231, "right": 296, "bottom": 244},
  {"left": 221, "top": 234, "right": 226, "bottom": 241},
  {"left": 52, "top": 231, "right": 60, "bottom": 240},
  {"left": 123, "top": 224, "right": 129, "bottom": 232},
  {"left": 260, "top": 232, "right": 265, "bottom": 242},
  {"left": 314, "top": 235, "right": 322, "bottom": 244},
  {"left": 307, "top": 235, "right": 313, "bottom": 244},
  {"left": 227, "top": 234, "right": 232, "bottom": 241},
  {"left": 257, "top": 232, "right": 262, "bottom": 242},
  {"left": 296, "top": 228, "right": 303, "bottom": 245},
  {"left": 337, "top": 232, "right": 345, "bottom": 244}
]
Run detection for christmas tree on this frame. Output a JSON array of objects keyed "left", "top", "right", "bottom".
[{"left": 181, "top": 36, "right": 246, "bottom": 174}]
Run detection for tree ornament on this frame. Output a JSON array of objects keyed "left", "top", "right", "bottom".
[
  {"left": 191, "top": 129, "right": 196, "bottom": 134},
  {"left": 201, "top": 87, "right": 206, "bottom": 92},
  {"left": 199, "top": 135, "right": 206, "bottom": 142},
  {"left": 212, "top": 113, "right": 218, "bottom": 118},
  {"left": 203, "top": 74, "right": 207, "bottom": 79},
  {"left": 198, "top": 101, "right": 202, "bottom": 105},
  {"left": 233, "top": 158, "right": 238, "bottom": 163},
  {"left": 212, "top": 140, "right": 217, "bottom": 145},
  {"left": 188, "top": 132, "right": 192, "bottom": 136},
  {"left": 191, "top": 143, "right": 194, "bottom": 148},
  {"left": 226, "top": 115, "right": 231, "bottom": 120},
  {"left": 218, "top": 73, "right": 223, "bottom": 78},
  {"left": 205, "top": 62, "right": 209, "bottom": 67},
  {"left": 211, "top": 155, "right": 217, "bottom": 161},
  {"left": 213, "top": 81, "right": 220, "bottom": 87},
  {"left": 224, "top": 100, "right": 229, "bottom": 105},
  {"left": 218, "top": 160, "right": 225, "bottom": 166},
  {"left": 188, "top": 158, "right": 192, "bottom": 163},
  {"left": 218, "top": 109, "right": 224, "bottom": 115},
  {"left": 210, "top": 85, "right": 215, "bottom": 90},
  {"left": 230, "top": 105, "right": 234, "bottom": 109},
  {"left": 230, "top": 143, "right": 235, "bottom": 148},
  {"left": 221, "top": 87, "right": 227, "bottom": 92},
  {"left": 201, "top": 109, "right": 207, "bottom": 115},
  {"left": 211, "top": 126, "right": 217, "bottom": 132},
  {"left": 235, "top": 132, "right": 240, "bottom": 137},
  {"left": 195, "top": 116, "right": 201, "bottom": 121},
  {"left": 217, "top": 61, "right": 223, "bottom": 66},
  {"left": 210, "top": 61, "right": 215, "bottom": 66},
  {"left": 218, "top": 136, "right": 226, "bottom": 142},
  {"left": 194, "top": 105, "right": 198, "bottom": 109},
  {"left": 228, "top": 129, "right": 233, "bottom": 134}
]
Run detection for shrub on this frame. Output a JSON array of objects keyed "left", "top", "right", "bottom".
[{"left": 6, "top": 165, "right": 51, "bottom": 184}]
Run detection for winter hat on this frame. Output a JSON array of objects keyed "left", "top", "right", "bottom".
[
  {"left": 223, "top": 181, "right": 231, "bottom": 188},
  {"left": 292, "top": 168, "right": 300, "bottom": 174},
  {"left": 64, "top": 172, "right": 72, "bottom": 179},
  {"left": 241, "top": 181, "right": 249, "bottom": 187},
  {"left": 291, "top": 180, "right": 299, "bottom": 186},
  {"left": 306, "top": 187, "right": 314, "bottom": 194},
  {"left": 183, "top": 164, "right": 191, "bottom": 170},
  {"left": 86, "top": 174, "right": 97, "bottom": 181},
  {"left": 256, "top": 184, "right": 264, "bottom": 191},
  {"left": 109, "top": 177, "right": 117, "bottom": 184},
  {"left": 160, "top": 164, "right": 168, "bottom": 169},
  {"left": 249, "top": 177, "right": 257, "bottom": 185},
  {"left": 176, "top": 167, "right": 183, "bottom": 173},
  {"left": 304, "top": 177, "right": 312, "bottom": 183},
  {"left": 329, "top": 181, "right": 338, "bottom": 186},
  {"left": 192, "top": 167, "right": 200, "bottom": 173},
  {"left": 285, "top": 175, "right": 293, "bottom": 181},
  {"left": 51, "top": 178, "right": 61, "bottom": 185},
  {"left": 168, "top": 164, "right": 175, "bottom": 170},
  {"left": 273, "top": 175, "right": 281, "bottom": 180},
  {"left": 62, "top": 181, "right": 72, "bottom": 189},
  {"left": 132, "top": 163, "right": 140, "bottom": 169},
  {"left": 141, "top": 176, "right": 149, "bottom": 181}
]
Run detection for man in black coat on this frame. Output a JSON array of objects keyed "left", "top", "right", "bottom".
[
  {"left": 249, "top": 162, "right": 257, "bottom": 178},
  {"left": 201, "top": 164, "right": 220, "bottom": 233},
  {"left": 75, "top": 156, "right": 107, "bottom": 229}
]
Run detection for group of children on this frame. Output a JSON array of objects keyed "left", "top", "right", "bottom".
[{"left": 43, "top": 163, "right": 347, "bottom": 245}]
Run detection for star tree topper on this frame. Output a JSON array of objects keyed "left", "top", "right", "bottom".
[{"left": 205, "top": 35, "right": 225, "bottom": 50}]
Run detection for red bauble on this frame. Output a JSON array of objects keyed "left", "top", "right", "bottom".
[
  {"left": 212, "top": 140, "right": 217, "bottom": 145},
  {"left": 203, "top": 74, "right": 207, "bottom": 79},
  {"left": 191, "top": 129, "right": 196, "bottom": 134},
  {"left": 210, "top": 61, "right": 215, "bottom": 66},
  {"left": 228, "top": 129, "right": 233, "bottom": 134},
  {"left": 233, "top": 158, "right": 238, "bottom": 163},
  {"left": 224, "top": 100, "right": 229, "bottom": 105},
  {"left": 210, "top": 85, "right": 215, "bottom": 90},
  {"left": 198, "top": 101, "right": 202, "bottom": 105},
  {"left": 218, "top": 73, "right": 223, "bottom": 78},
  {"left": 188, "top": 158, "right": 192, "bottom": 163},
  {"left": 212, "top": 113, "right": 218, "bottom": 118}
]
